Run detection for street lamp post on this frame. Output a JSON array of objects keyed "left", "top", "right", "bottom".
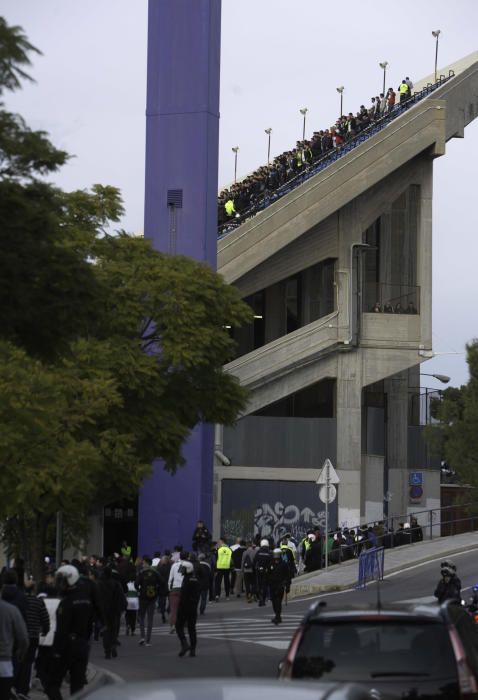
[
  {"left": 420, "top": 373, "right": 450, "bottom": 384},
  {"left": 231, "top": 146, "right": 239, "bottom": 183},
  {"left": 379, "top": 61, "right": 388, "bottom": 95},
  {"left": 336, "top": 86, "right": 344, "bottom": 117},
  {"left": 299, "top": 108, "right": 308, "bottom": 140},
  {"left": 264, "top": 128, "right": 272, "bottom": 164},
  {"left": 432, "top": 30, "right": 441, "bottom": 82}
]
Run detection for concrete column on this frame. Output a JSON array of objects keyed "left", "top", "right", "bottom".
[
  {"left": 336, "top": 351, "right": 363, "bottom": 526},
  {"left": 417, "top": 161, "right": 433, "bottom": 345},
  {"left": 385, "top": 370, "right": 409, "bottom": 517},
  {"left": 264, "top": 282, "right": 285, "bottom": 343}
]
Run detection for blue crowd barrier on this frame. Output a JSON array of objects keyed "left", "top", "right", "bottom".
[{"left": 356, "top": 546, "right": 385, "bottom": 590}]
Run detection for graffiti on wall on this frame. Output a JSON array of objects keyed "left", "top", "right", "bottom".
[
  {"left": 221, "top": 479, "right": 338, "bottom": 542},
  {"left": 254, "top": 501, "right": 328, "bottom": 541}
]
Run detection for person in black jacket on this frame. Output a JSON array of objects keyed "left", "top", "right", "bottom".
[
  {"left": 197, "top": 554, "right": 212, "bottom": 615},
  {"left": 434, "top": 564, "right": 461, "bottom": 604},
  {"left": 96, "top": 567, "right": 127, "bottom": 659},
  {"left": 267, "top": 549, "right": 290, "bottom": 625},
  {"left": 15, "top": 580, "right": 50, "bottom": 696},
  {"left": 304, "top": 534, "right": 322, "bottom": 572},
  {"left": 253, "top": 540, "right": 272, "bottom": 607},
  {"left": 175, "top": 561, "right": 201, "bottom": 657},
  {"left": 191, "top": 520, "right": 212, "bottom": 554},
  {"left": 44, "top": 564, "right": 93, "bottom": 700}
]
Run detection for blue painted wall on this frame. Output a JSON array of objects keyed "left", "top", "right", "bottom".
[{"left": 139, "top": 0, "right": 221, "bottom": 554}]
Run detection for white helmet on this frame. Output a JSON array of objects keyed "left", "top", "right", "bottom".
[
  {"left": 56, "top": 564, "right": 79, "bottom": 586},
  {"left": 272, "top": 548, "right": 282, "bottom": 558},
  {"left": 260, "top": 539, "right": 269, "bottom": 547}
]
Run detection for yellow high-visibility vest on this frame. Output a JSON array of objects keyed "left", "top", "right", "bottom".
[
  {"left": 216, "top": 545, "right": 232, "bottom": 569},
  {"left": 225, "top": 199, "right": 235, "bottom": 216}
]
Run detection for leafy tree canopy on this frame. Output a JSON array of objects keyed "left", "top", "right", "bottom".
[
  {"left": 0, "top": 17, "right": 251, "bottom": 573},
  {"left": 425, "top": 340, "right": 478, "bottom": 484}
]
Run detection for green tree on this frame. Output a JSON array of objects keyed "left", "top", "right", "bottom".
[
  {"left": 0, "top": 18, "right": 251, "bottom": 576},
  {"left": 425, "top": 340, "right": 478, "bottom": 484}
]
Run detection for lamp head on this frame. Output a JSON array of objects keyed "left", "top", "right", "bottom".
[
  {"left": 231, "top": 146, "right": 239, "bottom": 154},
  {"left": 379, "top": 61, "right": 388, "bottom": 70},
  {"left": 420, "top": 372, "right": 450, "bottom": 384},
  {"left": 336, "top": 86, "right": 344, "bottom": 94},
  {"left": 432, "top": 29, "right": 441, "bottom": 38},
  {"left": 264, "top": 128, "right": 272, "bottom": 135},
  {"left": 299, "top": 107, "right": 308, "bottom": 115}
]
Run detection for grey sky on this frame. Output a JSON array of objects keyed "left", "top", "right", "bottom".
[{"left": 2, "top": 0, "right": 477, "bottom": 389}]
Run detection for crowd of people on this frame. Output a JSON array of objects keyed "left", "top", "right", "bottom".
[
  {"left": 371, "top": 300, "right": 418, "bottom": 314},
  {"left": 0, "top": 515, "right": 425, "bottom": 699},
  {"left": 218, "top": 78, "right": 415, "bottom": 232}
]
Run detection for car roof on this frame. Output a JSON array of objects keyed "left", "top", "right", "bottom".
[
  {"left": 305, "top": 601, "right": 448, "bottom": 623},
  {"left": 73, "top": 678, "right": 374, "bottom": 700}
]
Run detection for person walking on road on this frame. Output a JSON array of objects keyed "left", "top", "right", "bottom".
[
  {"left": 254, "top": 539, "right": 272, "bottom": 607},
  {"left": 44, "top": 564, "right": 93, "bottom": 700},
  {"left": 168, "top": 553, "right": 186, "bottom": 633},
  {"left": 197, "top": 554, "right": 212, "bottom": 615},
  {"left": 175, "top": 561, "right": 201, "bottom": 658},
  {"left": 268, "top": 549, "right": 291, "bottom": 625},
  {"left": 15, "top": 578, "right": 50, "bottom": 697},
  {"left": 135, "top": 556, "right": 161, "bottom": 647},
  {"left": 97, "top": 566, "right": 127, "bottom": 659},
  {"left": 214, "top": 539, "right": 232, "bottom": 601},
  {"left": 0, "top": 598, "right": 28, "bottom": 700},
  {"left": 242, "top": 541, "right": 257, "bottom": 602}
]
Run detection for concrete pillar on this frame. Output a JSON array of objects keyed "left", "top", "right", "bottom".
[
  {"left": 417, "top": 161, "right": 433, "bottom": 343},
  {"left": 264, "top": 282, "right": 285, "bottom": 343},
  {"left": 385, "top": 370, "right": 409, "bottom": 517},
  {"left": 336, "top": 352, "right": 363, "bottom": 526}
]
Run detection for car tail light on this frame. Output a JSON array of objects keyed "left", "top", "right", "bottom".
[
  {"left": 474, "top": 614, "right": 478, "bottom": 625},
  {"left": 449, "top": 625, "right": 478, "bottom": 695},
  {"left": 280, "top": 625, "right": 305, "bottom": 679}
]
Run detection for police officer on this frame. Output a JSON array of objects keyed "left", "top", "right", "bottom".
[
  {"left": 268, "top": 549, "right": 290, "bottom": 625},
  {"left": 434, "top": 563, "right": 461, "bottom": 604},
  {"left": 253, "top": 539, "right": 272, "bottom": 607},
  {"left": 214, "top": 538, "right": 232, "bottom": 601},
  {"left": 45, "top": 564, "right": 93, "bottom": 700}
]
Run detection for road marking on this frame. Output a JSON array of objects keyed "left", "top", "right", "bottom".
[{"left": 150, "top": 614, "right": 299, "bottom": 649}]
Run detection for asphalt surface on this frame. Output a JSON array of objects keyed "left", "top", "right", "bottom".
[{"left": 30, "top": 531, "right": 478, "bottom": 696}]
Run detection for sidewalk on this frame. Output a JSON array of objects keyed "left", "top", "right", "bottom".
[
  {"left": 288, "top": 530, "right": 478, "bottom": 598},
  {"left": 30, "top": 662, "right": 120, "bottom": 700}
]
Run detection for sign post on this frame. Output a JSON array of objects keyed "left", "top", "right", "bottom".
[{"left": 317, "top": 459, "right": 340, "bottom": 570}]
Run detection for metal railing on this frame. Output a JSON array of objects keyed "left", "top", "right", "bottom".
[{"left": 218, "top": 71, "right": 455, "bottom": 237}]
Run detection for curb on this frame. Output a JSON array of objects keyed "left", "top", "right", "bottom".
[
  {"left": 288, "top": 538, "right": 478, "bottom": 598},
  {"left": 71, "top": 664, "right": 124, "bottom": 698}
]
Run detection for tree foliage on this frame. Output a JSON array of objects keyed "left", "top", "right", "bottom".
[
  {"left": 0, "top": 17, "right": 251, "bottom": 573},
  {"left": 425, "top": 340, "right": 478, "bottom": 484}
]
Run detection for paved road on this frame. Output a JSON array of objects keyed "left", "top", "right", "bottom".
[{"left": 89, "top": 546, "right": 478, "bottom": 682}]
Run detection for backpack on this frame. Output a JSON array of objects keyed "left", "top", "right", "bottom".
[{"left": 141, "top": 569, "right": 159, "bottom": 600}]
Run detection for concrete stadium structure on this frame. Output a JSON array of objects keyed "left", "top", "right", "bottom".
[{"left": 214, "top": 52, "right": 478, "bottom": 542}]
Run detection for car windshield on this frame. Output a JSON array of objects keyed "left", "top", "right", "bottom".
[{"left": 292, "top": 619, "right": 458, "bottom": 682}]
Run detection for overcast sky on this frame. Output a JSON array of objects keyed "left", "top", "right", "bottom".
[{"left": 3, "top": 0, "right": 477, "bottom": 389}]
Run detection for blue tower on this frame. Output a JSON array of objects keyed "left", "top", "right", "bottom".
[{"left": 138, "top": 0, "right": 221, "bottom": 554}]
